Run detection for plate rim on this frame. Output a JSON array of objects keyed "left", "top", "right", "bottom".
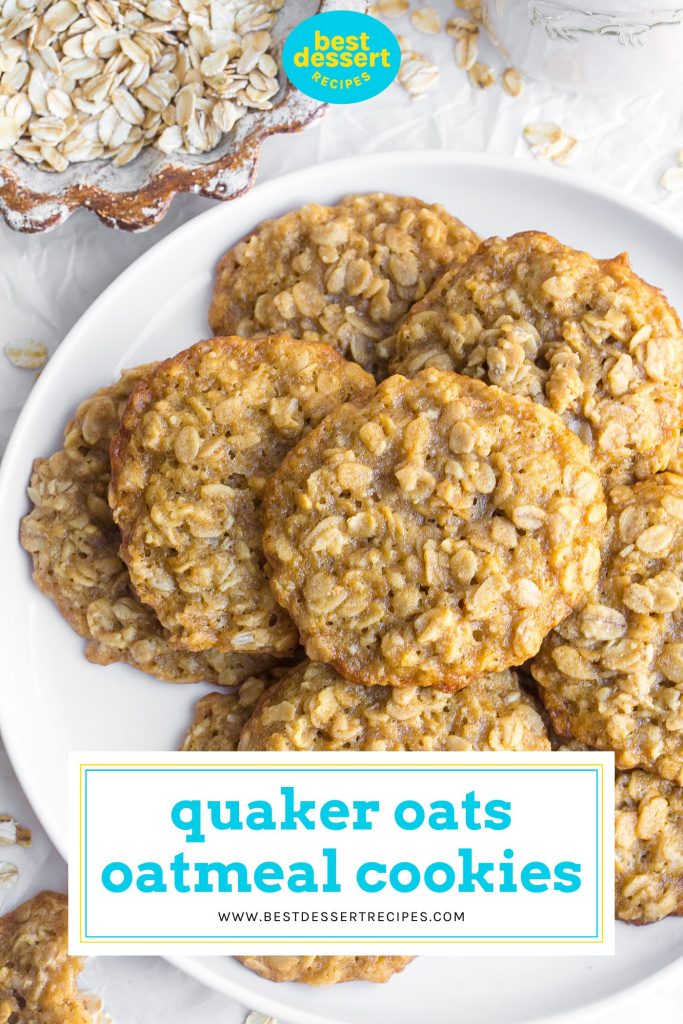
[{"left": 3, "top": 149, "right": 683, "bottom": 1022}]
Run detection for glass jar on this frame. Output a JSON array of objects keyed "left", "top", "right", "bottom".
[{"left": 483, "top": 0, "right": 683, "bottom": 95}]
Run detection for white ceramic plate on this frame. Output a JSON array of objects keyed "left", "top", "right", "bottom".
[{"left": 1, "top": 152, "right": 683, "bottom": 1024}]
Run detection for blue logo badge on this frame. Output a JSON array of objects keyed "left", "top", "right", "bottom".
[{"left": 283, "top": 10, "right": 401, "bottom": 105}]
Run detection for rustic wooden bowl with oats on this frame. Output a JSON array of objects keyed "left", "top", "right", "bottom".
[{"left": 0, "top": 0, "right": 358, "bottom": 232}]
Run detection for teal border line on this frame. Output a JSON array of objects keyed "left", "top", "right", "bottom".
[{"left": 82, "top": 766, "right": 602, "bottom": 942}]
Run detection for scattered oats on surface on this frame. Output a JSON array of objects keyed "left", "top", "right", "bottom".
[
  {"left": 454, "top": 33, "right": 477, "bottom": 70},
  {"left": 245, "top": 1012, "right": 277, "bottom": 1024},
  {"left": 0, "top": 0, "right": 283, "bottom": 171},
  {"left": 445, "top": 16, "right": 478, "bottom": 38},
  {"left": 410, "top": 6, "right": 441, "bottom": 33},
  {"left": 4, "top": 339, "right": 48, "bottom": 370},
  {"left": 502, "top": 67, "right": 523, "bottom": 97},
  {"left": 0, "top": 862, "right": 18, "bottom": 888},
  {"left": 523, "top": 122, "right": 568, "bottom": 160},
  {"left": 398, "top": 50, "right": 440, "bottom": 99},
  {"left": 373, "top": 0, "right": 409, "bottom": 16},
  {"left": 0, "top": 816, "right": 31, "bottom": 847},
  {"left": 468, "top": 61, "right": 495, "bottom": 89},
  {"left": 661, "top": 166, "right": 683, "bottom": 192},
  {"left": 455, "top": 0, "right": 482, "bottom": 18},
  {"left": 552, "top": 134, "right": 581, "bottom": 167}
]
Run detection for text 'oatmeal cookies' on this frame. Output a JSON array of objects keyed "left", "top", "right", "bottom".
[
  {"left": 533, "top": 472, "right": 683, "bottom": 786},
  {"left": 236, "top": 659, "right": 550, "bottom": 752},
  {"left": 20, "top": 366, "right": 272, "bottom": 685},
  {"left": 208, "top": 193, "right": 480, "bottom": 377},
  {"left": 388, "top": 231, "right": 683, "bottom": 486},
  {"left": 236, "top": 954, "right": 414, "bottom": 986},
  {"left": 109, "top": 335, "right": 373, "bottom": 656},
  {"left": 263, "top": 368, "right": 606, "bottom": 690},
  {"left": 0, "top": 891, "right": 100, "bottom": 1023}
]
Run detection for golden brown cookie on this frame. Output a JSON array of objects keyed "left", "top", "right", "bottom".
[
  {"left": 20, "top": 367, "right": 270, "bottom": 686},
  {"left": 533, "top": 473, "right": 683, "bottom": 785},
  {"left": 236, "top": 954, "right": 414, "bottom": 985},
  {"left": 237, "top": 659, "right": 550, "bottom": 752},
  {"left": 388, "top": 232, "right": 683, "bottom": 486},
  {"left": 263, "top": 368, "right": 606, "bottom": 689},
  {"left": 560, "top": 742, "right": 683, "bottom": 925},
  {"left": 109, "top": 336, "right": 373, "bottom": 656},
  {"left": 615, "top": 768, "right": 683, "bottom": 924},
  {"left": 181, "top": 666, "right": 292, "bottom": 750},
  {"left": 209, "top": 193, "right": 480, "bottom": 377},
  {"left": 0, "top": 891, "right": 102, "bottom": 1023}
]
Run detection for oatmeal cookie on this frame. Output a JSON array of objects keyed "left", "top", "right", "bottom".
[
  {"left": 263, "top": 369, "right": 606, "bottom": 689},
  {"left": 388, "top": 232, "right": 683, "bottom": 485},
  {"left": 0, "top": 891, "right": 101, "bottom": 1023},
  {"left": 533, "top": 473, "right": 683, "bottom": 784},
  {"left": 109, "top": 336, "right": 373, "bottom": 655},
  {"left": 560, "top": 743, "right": 683, "bottom": 924},
  {"left": 209, "top": 193, "right": 480, "bottom": 377},
  {"left": 181, "top": 666, "right": 291, "bottom": 750},
  {"left": 615, "top": 768, "right": 683, "bottom": 923},
  {"left": 20, "top": 368, "right": 269, "bottom": 685},
  {"left": 236, "top": 954, "right": 414, "bottom": 985},
  {"left": 238, "top": 659, "right": 550, "bottom": 751}
]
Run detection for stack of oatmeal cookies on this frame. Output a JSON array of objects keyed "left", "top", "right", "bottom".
[{"left": 18, "top": 193, "right": 683, "bottom": 988}]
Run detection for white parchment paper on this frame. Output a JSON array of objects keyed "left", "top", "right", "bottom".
[{"left": 1, "top": 3, "right": 683, "bottom": 1019}]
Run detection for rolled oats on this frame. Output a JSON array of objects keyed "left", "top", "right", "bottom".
[
  {"left": 4, "top": 338, "right": 48, "bottom": 369},
  {"left": 661, "top": 166, "right": 683, "bottom": 192},
  {"left": 372, "top": 0, "right": 409, "bottom": 16},
  {"left": 388, "top": 232, "right": 683, "bottom": 487},
  {"left": 445, "top": 17, "right": 478, "bottom": 39},
  {"left": 501, "top": 67, "right": 523, "bottom": 97},
  {"left": 263, "top": 369, "right": 605, "bottom": 690},
  {"left": 209, "top": 194, "right": 480, "bottom": 378},
  {"left": 468, "top": 61, "right": 495, "bottom": 89},
  {"left": 0, "top": 0, "right": 283, "bottom": 170},
  {"left": 109, "top": 336, "right": 373, "bottom": 655},
  {"left": 236, "top": 955, "right": 414, "bottom": 985},
  {"left": 534, "top": 474, "right": 683, "bottom": 785},
  {"left": 20, "top": 365, "right": 275, "bottom": 685},
  {"left": 0, "top": 891, "right": 103, "bottom": 1022},
  {"left": 0, "top": 816, "right": 31, "bottom": 847},
  {"left": 410, "top": 6, "right": 441, "bottom": 34},
  {"left": 0, "top": 863, "right": 18, "bottom": 889},
  {"left": 397, "top": 49, "right": 440, "bottom": 99},
  {"left": 236, "top": 660, "right": 550, "bottom": 752},
  {"left": 453, "top": 33, "right": 477, "bottom": 71}
]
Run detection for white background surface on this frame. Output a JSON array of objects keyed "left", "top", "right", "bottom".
[{"left": 1, "top": 2, "right": 683, "bottom": 1019}]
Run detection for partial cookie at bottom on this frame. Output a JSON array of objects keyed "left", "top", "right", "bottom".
[
  {"left": 236, "top": 954, "right": 414, "bottom": 985},
  {"left": 235, "top": 659, "right": 550, "bottom": 752}
]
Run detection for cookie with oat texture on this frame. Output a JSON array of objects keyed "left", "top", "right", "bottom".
[{"left": 263, "top": 369, "right": 606, "bottom": 689}]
